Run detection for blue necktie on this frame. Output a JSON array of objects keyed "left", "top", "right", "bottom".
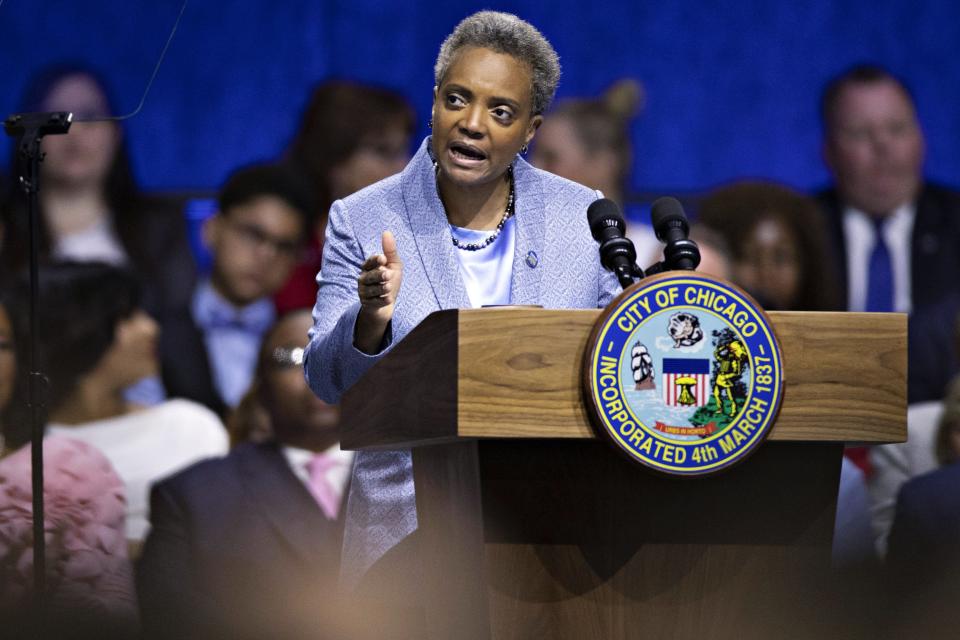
[{"left": 865, "top": 217, "right": 894, "bottom": 312}]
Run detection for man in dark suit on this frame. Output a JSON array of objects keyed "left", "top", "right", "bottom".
[
  {"left": 138, "top": 310, "right": 352, "bottom": 640},
  {"left": 887, "top": 463, "right": 960, "bottom": 580},
  {"left": 907, "top": 293, "right": 960, "bottom": 403},
  {"left": 160, "top": 163, "right": 314, "bottom": 419},
  {"left": 817, "top": 64, "right": 960, "bottom": 316},
  {"left": 885, "top": 460, "right": 960, "bottom": 634}
]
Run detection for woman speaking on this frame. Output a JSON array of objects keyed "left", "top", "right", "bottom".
[{"left": 305, "top": 11, "right": 619, "bottom": 594}]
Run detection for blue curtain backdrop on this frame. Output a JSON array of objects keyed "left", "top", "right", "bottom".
[{"left": 1, "top": 0, "right": 957, "bottom": 193}]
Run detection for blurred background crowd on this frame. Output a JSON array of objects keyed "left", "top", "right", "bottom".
[{"left": 1, "top": 2, "right": 959, "bottom": 638}]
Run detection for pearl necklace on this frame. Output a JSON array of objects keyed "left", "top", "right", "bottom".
[{"left": 436, "top": 162, "right": 516, "bottom": 252}]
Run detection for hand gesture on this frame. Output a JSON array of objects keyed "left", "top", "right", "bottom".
[{"left": 355, "top": 231, "right": 403, "bottom": 352}]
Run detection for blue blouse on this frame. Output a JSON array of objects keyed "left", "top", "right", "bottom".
[{"left": 449, "top": 216, "right": 516, "bottom": 307}]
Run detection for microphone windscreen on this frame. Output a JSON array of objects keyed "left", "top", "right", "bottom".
[
  {"left": 650, "top": 197, "right": 687, "bottom": 229},
  {"left": 587, "top": 198, "right": 625, "bottom": 240}
]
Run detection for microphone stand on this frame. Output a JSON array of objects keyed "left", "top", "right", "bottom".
[
  {"left": 3, "top": 110, "right": 72, "bottom": 619},
  {"left": 644, "top": 238, "right": 701, "bottom": 276},
  {"left": 615, "top": 261, "right": 645, "bottom": 290}
]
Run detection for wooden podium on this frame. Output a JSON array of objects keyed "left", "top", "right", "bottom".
[{"left": 341, "top": 308, "right": 906, "bottom": 639}]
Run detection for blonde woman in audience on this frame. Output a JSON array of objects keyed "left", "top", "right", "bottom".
[
  {"left": 530, "top": 79, "right": 660, "bottom": 259},
  {"left": 531, "top": 78, "right": 643, "bottom": 209}
]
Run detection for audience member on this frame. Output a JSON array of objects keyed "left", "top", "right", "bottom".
[
  {"left": 816, "top": 66, "right": 960, "bottom": 562},
  {"left": 906, "top": 291, "right": 960, "bottom": 404},
  {"left": 530, "top": 79, "right": 658, "bottom": 259},
  {"left": 1, "top": 64, "right": 197, "bottom": 318},
  {"left": 697, "top": 182, "right": 875, "bottom": 563},
  {"left": 687, "top": 223, "right": 733, "bottom": 281},
  {"left": 1, "top": 65, "right": 202, "bottom": 408},
  {"left": 932, "top": 388, "right": 960, "bottom": 467},
  {"left": 697, "top": 180, "right": 841, "bottom": 310},
  {"left": 276, "top": 80, "right": 416, "bottom": 313},
  {"left": 869, "top": 383, "right": 953, "bottom": 557},
  {"left": 138, "top": 310, "right": 351, "bottom": 640},
  {"left": 885, "top": 377, "right": 960, "bottom": 634},
  {"left": 0, "top": 287, "right": 136, "bottom": 636},
  {"left": 15, "top": 262, "right": 227, "bottom": 542},
  {"left": 160, "top": 163, "right": 313, "bottom": 418},
  {"left": 817, "top": 64, "right": 960, "bottom": 314},
  {"left": 227, "top": 385, "right": 273, "bottom": 446},
  {"left": 531, "top": 79, "right": 643, "bottom": 209}
]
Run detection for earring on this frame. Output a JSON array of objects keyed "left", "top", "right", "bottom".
[
  {"left": 520, "top": 143, "right": 529, "bottom": 155},
  {"left": 428, "top": 118, "right": 433, "bottom": 130}
]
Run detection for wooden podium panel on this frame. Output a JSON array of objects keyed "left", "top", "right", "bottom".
[{"left": 343, "top": 308, "right": 907, "bottom": 449}]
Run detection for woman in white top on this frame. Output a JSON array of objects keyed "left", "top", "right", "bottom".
[{"left": 8, "top": 262, "right": 227, "bottom": 541}]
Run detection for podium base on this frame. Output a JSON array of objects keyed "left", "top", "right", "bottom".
[{"left": 412, "top": 440, "right": 843, "bottom": 640}]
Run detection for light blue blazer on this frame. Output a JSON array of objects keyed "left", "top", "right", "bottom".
[{"left": 305, "top": 137, "right": 619, "bottom": 587}]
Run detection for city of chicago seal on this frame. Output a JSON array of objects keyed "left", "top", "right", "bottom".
[{"left": 584, "top": 272, "right": 784, "bottom": 476}]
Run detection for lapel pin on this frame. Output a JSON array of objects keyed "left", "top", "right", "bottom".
[{"left": 525, "top": 251, "right": 538, "bottom": 268}]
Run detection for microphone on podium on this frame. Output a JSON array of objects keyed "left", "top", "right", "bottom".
[
  {"left": 587, "top": 198, "right": 644, "bottom": 289},
  {"left": 643, "top": 197, "right": 701, "bottom": 275}
]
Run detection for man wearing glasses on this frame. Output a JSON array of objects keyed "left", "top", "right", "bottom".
[
  {"left": 161, "top": 163, "right": 314, "bottom": 418},
  {"left": 139, "top": 310, "right": 352, "bottom": 638}
]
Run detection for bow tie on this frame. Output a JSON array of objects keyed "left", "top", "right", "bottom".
[{"left": 194, "top": 291, "right": 275, "bottom": 334}]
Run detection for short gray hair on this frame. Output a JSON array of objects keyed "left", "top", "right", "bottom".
[{"left": 434, "top": 11, "right": 561, "bottom": 115}]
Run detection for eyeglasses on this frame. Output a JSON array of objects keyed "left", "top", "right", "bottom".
[
  {"left": 226, "top": 219, "right": 303, "bottom": 260},
  {"left": 271, "top": 346, "right": 304, "bottom": 368}
]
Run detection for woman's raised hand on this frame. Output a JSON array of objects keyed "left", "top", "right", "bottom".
[{"left": 354, "top": 231, "right": 403, "bottom": 353}]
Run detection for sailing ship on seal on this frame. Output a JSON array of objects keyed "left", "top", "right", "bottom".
[{"left": 631, "top": 342, "right": 656, "bottom": 390}]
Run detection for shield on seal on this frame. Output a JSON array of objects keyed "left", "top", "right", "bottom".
[{"left": 661, "top": 358, "right": 710, "bottom": 407}]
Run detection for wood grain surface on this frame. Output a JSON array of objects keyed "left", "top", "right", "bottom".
[{"left": 343, "top": 308, "right": 906, "bottom": 449}]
